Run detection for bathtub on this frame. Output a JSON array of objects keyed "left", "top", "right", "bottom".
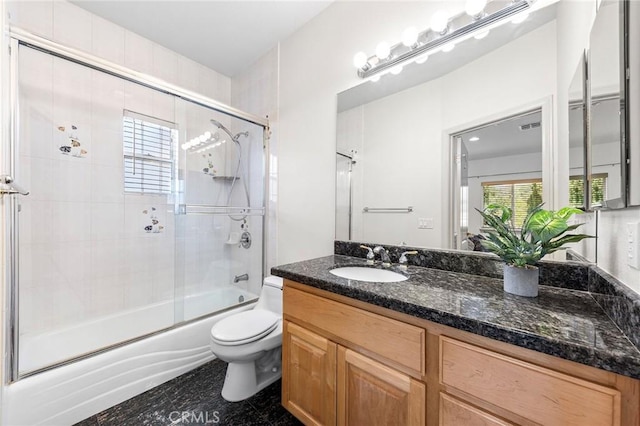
[{"left": 3, "top": 286, "right": 258, "bottom": 426}]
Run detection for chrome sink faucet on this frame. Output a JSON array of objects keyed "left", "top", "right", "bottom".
[{"left": 373, "top": 246, "right": 391, "bottom": 267}]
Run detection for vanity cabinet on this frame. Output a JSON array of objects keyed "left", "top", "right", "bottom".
[
  {"left": 282, "top": 280, "right": 640, "bottom": 426},
  {"left": 282, "top": 285, "right": 426, "bottom": 426}
]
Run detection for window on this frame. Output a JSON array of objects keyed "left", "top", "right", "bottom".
[
  {"left": 123, "top": 111, "right": 177, "bottom": 194},
  {"left": 482, "top": 179, "right": 543, "bottom": 228},
  {"left": 569, "top": 174, "right": 607, "bottom": 208}
]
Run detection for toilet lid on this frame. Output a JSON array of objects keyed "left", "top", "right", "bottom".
[{"left": 211, "top": 310, "right": 280, "bottom": 345}]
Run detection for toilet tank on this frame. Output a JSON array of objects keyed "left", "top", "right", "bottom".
[{"left": 255, "top": 276, "right": 283, "bottom": 314}]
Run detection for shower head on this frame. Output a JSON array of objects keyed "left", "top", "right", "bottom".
[{"left": 210, "top": 119, "right": 249, "bottom": 142}]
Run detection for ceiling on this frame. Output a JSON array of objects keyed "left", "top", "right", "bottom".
[
  {"left": 71, "top": 0, "right": 333, "bottom": 77},
  {"left": 459, "top": 111, "right": 542, "bottom": 161}
]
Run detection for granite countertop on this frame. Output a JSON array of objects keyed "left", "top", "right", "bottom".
[{"left": 272, "top": 254, "right": 640, "bottom": 380}]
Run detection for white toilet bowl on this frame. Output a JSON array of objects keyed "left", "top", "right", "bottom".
[{"left": 209, "top": 276, "right": 283, "bottom": 402}]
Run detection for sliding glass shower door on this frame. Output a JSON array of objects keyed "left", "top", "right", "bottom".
[
  {"left": 174, "top": 98, "right": 264, "bottom": 322},
  {"left": 11, "top": 42, "right": 266, "bottom": 377}
]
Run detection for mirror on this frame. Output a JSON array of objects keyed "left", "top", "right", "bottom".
[
  {"left": 568, "top": 53, "right": 587, "bottom": 211},
  {"left": 587, "top": 0, "right": 626, "bottom": 209},
  {"left": 627, "top": 0, "right": 640, "bottom": 206},
  {"left": 335, "top": 3, "right": 559, "bottom": 250},
  {"left": 568, "top": 53, "right": 597, "bottom": 262}
]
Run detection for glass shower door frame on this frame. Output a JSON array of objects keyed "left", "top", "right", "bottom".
[{"left": 4, "top": 28, "right": 270, "bottom": 383}]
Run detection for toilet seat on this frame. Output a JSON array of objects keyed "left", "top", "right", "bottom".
[{"left": 211, "top": 310, "right": 280, "bottom": 346}]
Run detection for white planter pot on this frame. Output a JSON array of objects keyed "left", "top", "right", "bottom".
[{"left": 503, "top": 264, "right": 539, "bottom": 297}]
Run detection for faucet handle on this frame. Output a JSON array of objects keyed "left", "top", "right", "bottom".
[
  {"left": 373, "top": 246, "right": 391, "bottom": 267},
  {"left": 360, "top": 245, "right": 375, "bottom": 264},
  {"left": 398, "top": 251, "right": 418, "bottom": 270}
]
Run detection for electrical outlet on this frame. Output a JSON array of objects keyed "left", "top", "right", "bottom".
[
  {"left": 418, "top": 218, "right": 434, "bottom": 229},
  {"left": 627, "top": 223, "right": 640, "bottom": 269}
]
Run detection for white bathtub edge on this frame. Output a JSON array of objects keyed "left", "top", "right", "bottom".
[{"left": 2, "top": 302, "right": 255, "bottom": 426}]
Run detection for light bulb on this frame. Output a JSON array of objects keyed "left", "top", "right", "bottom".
[
  {"left": 402, "top": 27, "right": 419, "bottom": 47},
  {"left": 370, "top": 75, "right": 381, "bottom": 82},
  {"left": 430, "top": 10, "right": 449, "bottom": 33},
  {"left": 474, "top": 30, "right": 490, "bottom": 40},
  {"left": 353, "top": 51, "right": 368, "bottom": 69},
  {"left": 390, "top": 65, "right": 403, "bottom": 75},
  {"left": 465, "top": 0, "right": 487, "bottom": 17},
  {"left": 469, "top": 136, "right": 480, "bottom": 142},
  {"left": 441, "top": 43, "right": 455, "bottom": 53},
  {"left": 204, "top": 131, "right": 212, "bottom": 140},
  {"left": 375, "top": 41, "right": 391, "bottom": 60},
  {"left": 511, "top": 12, "right": 529, "bottom": 24},
  {"left": 415, "top": 54, "right": 429, "bottom": 64}
]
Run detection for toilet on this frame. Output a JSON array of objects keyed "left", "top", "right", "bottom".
[{"left": 209, "top": 276, "right": 284, "bottom": 402}]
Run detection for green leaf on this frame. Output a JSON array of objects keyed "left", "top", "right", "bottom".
[
  {"left": 527, "top": 210, "right": 569, "bottom": 243},
  {"left": 545, "top": 234, "right": 595, "bottom": 253},
  {"left": 556, "top": 207, "right": 583, "bottom": 221},
  {"left": 475, "top": 203, "right": 594, "bottom": 267}
]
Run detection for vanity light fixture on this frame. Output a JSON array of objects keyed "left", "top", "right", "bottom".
[
  {"left": 353, "top": 0, "right": 535, "bottom": 81},
  {"left": 441, "top": 43, "right": 456, "bottom": 53},
  {"left": 182, "top": 131, "right": 226, "bottom": 152}
]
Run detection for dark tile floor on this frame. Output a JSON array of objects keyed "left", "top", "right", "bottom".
[{"left": 74, "top": 359, "right": 303, "bottom": 426}]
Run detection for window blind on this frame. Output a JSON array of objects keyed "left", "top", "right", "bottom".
[
  {"left": 482, "top": 179, "right": 543, "bottom": 228},
  {"left": 569, "top": 174, "right": 607, "bottom": 207},
  {"left": 123, "top": 111, "right": 176, "bottom": 194}
]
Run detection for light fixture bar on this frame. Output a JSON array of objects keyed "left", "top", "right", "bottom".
[{"left": 357, "top": 0, "right": 532, "bottom": 79}]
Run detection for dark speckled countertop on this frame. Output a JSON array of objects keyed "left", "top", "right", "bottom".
[{"left": 272, "top": 254, "right": 640, "bottom": 380}]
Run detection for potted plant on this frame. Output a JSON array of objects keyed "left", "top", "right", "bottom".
[{"left": 475, "top": 203, "right": 593, "bottom": 297}]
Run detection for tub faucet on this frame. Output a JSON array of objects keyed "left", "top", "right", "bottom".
[
  {"left": 234, "top": 273, "right": 249, "bottom": 283},
  {"left": 373, "top": 246, "right": 391, "bottom": 267}
]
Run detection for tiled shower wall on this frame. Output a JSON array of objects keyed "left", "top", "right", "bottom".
[
  {"left": 8, "top": 0, "right": 237, "bottom": 335},
  {"left": 231, "top": 46, "right": 279, "bottom": 271}
]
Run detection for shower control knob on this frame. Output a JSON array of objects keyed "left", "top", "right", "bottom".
[{"left": 240, "top": 231, "right": 252, "bottom": 249}]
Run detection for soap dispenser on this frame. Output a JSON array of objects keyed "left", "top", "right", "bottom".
[{"left": 360, "top": 245, "right": 375, "bottom": 265}]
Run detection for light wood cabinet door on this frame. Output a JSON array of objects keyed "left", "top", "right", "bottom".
[
  {"left": 337, "top": 346, "right": 425, "bottom": 426},
  {"left": 282, "top": 320, "right": 337, "bottom": 426},
  {"left": 439, "top": 393, "right": 513, "bottom": 426},
  {"left": 440, "top": 337, "right": 622, "bottom": 426}
]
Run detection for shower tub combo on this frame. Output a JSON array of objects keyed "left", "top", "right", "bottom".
[{"left": 2, "top": 28, "right": 270, "bottom": 425}]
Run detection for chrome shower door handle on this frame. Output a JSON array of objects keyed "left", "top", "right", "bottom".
[{"left": 0, "top": 175, "right": 29, "bottom": 196}]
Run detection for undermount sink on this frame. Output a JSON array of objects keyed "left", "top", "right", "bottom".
[{"left": 329, "top": 266, "right": 408, "bottom": 283}]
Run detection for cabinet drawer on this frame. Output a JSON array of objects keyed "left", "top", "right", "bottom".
[
  {"left": 440, "top": 393, "right": 512, "bottom": 426},
  {"left": 440, "top": 337, "right": 621, "bottom": 426},
  {"left": 284, "top": 285, "right": 425, "bottom": 375}
]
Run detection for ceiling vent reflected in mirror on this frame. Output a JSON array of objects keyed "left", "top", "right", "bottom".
[{"left": 519, "top": 122, "right": 541, "bottom": 131}]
